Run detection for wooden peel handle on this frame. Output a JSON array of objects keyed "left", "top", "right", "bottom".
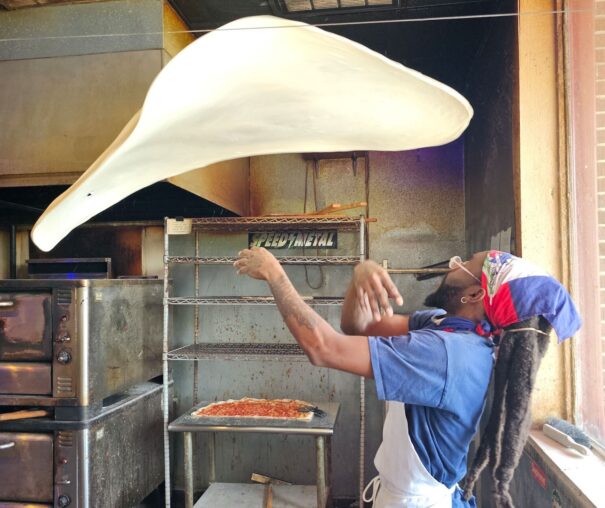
[
  {"left": 0, "top": 409, "right": 51, "bottom": 422},
  {"left": 263, "top": 483, "right": 273, "bottom": 508}
]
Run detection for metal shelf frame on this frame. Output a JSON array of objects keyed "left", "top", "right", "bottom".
[
  {"left": 165, "top": 255, "right": 360, "bottom": 265},
  {"left": 166, "top": 296, "right": 344, "bottom": 306},
  {"left": 186, "top": 215, "right": 364, "bottom": 231},
  {"left": 167, "top": 342, "right": 306, "bottom": 361},
  {"left": 162, "top": 215, "right": 368, "bottom": 508}
]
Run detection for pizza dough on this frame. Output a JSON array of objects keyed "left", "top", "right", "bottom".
[
  {"left": 31, "top": 15, "right": 473, "bottom": 252},
  {"left": 192, "top": 397, "right": 315, "bottom": 420}
]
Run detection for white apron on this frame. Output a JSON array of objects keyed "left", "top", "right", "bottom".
[{"left": 363, "top": 402, "right": 456, "bottom": 508}]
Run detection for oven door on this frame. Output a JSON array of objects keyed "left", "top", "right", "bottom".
[
  {"left": 0, "top": 432, "right": 54, "bottom": 503},
  {"left": 0, "top": 363, "right": 52, "bottom": 395},
  {"left": 0, "top": 293, "right": 53, "bottom": 396},
  {"left": 0, "top": 293, "right": 53, "bottom": 362},
  {"left": 0, "top": 501, "right": 52, "bottom": 508},
  {"left": 0, "top": 503, "right": 52, "bottom": 507}
]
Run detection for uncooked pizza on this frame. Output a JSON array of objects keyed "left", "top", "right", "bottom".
[{"left": 191, "top": 397, "right": 315, "bottom": 420}]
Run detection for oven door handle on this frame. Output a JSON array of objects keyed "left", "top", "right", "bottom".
[
  {"left": 0, "top": 441, "right": 15, "bottom": 450},
  {"left": 0, "top": 301, "right": 14, "bottom": 307}
]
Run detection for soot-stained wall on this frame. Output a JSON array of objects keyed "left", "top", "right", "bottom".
[{"left": 463, "top": 15, "right": 517, "bottom": 256}]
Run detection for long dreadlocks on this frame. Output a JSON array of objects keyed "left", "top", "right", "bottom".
[{"left": 461, "top": 315, "right": 552, "bottom": 507}]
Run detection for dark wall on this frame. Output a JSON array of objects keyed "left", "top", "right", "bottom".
[
  {"left": 463, "top": 15, "right": 517, "bottom": 256},
  {"left": 476, "top": 437, "right": 590, "bottom": 508},
  {"left": 462, "top": 12, "right": 518, "bottom": 507}
]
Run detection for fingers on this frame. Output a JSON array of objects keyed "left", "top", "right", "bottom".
[
  {"left": 237, "top": 246, "right": 264, "bottom": 256},
  {"left": 362, "top": 292, "right": 371, "bottom": 314},
  {"left": 234, "top": 247, "right": 273, "bottom": 280},
  {"left": 366, "top": 287, "right": 382, "bottom": 322},
  {"left": 233, "top": 257, "right": 247, "bottom": 275},
  {"left": 356, "top": 285, "right": 366, "bottom": 310},
  {"left": 356, "top": 282, "right": 381, "bottom": 319},
  {"left": 380, "top": 271, "right": 404, "bottom": 307},
  {"left": 367, "top": 273, "right": 392, "bottom": 317},
  {"left": 354, "top": 267, "right": 403, "bottom": 321},
  {"left": 234, "top": 248, "right": 255, "bottom": 274}
]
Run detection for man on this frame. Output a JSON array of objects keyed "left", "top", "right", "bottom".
[{"left": 235, "top": 247, "right": 493, "bottom": 507}]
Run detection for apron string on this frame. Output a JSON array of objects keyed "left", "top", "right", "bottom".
[{"left": 363, "top": 475, "right": 381, "bottom": 503}]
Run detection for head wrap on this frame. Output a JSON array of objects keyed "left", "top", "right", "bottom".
[{"left": 481, "top": 250, "right": 582, "bottom": 342}]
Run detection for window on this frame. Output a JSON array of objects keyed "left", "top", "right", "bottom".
[{"left": 568, "top": 0, "right": 605, "bottom": 445}]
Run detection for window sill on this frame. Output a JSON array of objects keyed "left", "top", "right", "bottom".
[{"left": 527, "top": 430, "right": 605, "bottom": 507}]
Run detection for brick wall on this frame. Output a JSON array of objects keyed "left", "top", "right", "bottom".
[{"left": 596, "top": 0, "right": 605, "bottom": 404}]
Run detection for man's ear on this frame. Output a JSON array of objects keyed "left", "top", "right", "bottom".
[{"left": 466, "top": 286, "right": 485, "bottom": 303}]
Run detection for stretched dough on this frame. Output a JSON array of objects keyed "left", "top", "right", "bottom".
[{"left": 31, "top": 15, "right": 473, "bottom": 251}]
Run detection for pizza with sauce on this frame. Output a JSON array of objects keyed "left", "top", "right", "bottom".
[{"left": 191, "top": 397, "right": 315, "bottom": 420}]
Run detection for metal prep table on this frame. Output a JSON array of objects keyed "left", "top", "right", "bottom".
[{"left": 169, "top": 401, "right": 340, "bottom": 508}]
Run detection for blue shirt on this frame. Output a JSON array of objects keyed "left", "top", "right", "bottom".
[{"left": 369, "top": 310, "right": 494, "bottom": 507}]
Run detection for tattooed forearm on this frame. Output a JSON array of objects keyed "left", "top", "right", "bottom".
[
  {"left": 267, "top": 272, "right": 336, "bottom": 366},
  {"left": 269, "top": 273, "right": 319, "bottom": 330}
]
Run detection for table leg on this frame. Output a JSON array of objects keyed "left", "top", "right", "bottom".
[
  {"left": 209, "top": 432, "right": 216, "bottom": 483},
  {"left": 184, "top": 432, "right": 194, "bottom": 508},
  {"left": 316, "top": 436, "right": 327, "bottom": 508},
  {"left": 326, "top": 436, "right": 332, "bottom": 506}
]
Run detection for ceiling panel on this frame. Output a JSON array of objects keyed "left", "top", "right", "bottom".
[
  {"left": 170, "top": 0, "right": 508, "bottom": 31},
  {"left": 168, "top": 0, "right": 515, "bottom": 94}
]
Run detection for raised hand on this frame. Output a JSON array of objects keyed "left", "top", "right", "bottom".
[
  {"left": 234, "top": 247, "right": 283, "bottom": 281},
  {"left": 353, "top": 260, "right": 403, "bottom": 321}
]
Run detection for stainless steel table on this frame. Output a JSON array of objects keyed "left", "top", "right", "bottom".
[{"left": 169, "top": 401, "right": 340, "bottom": 508}]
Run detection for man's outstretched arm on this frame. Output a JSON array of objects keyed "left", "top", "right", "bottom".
[{"left": 234, "top": 247, "right": 373, "bottom": 378}]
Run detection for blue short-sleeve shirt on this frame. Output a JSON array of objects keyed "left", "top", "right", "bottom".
[{"left": 369, "top": 310, "right": 494, "bottom": 507}]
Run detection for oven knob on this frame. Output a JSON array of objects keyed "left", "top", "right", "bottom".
[
  {"left": 57, "top": 494, "right": 71, "bottom": 507},
  {"left": 56, "top": 350, "right": 72, "bottom": 364}
]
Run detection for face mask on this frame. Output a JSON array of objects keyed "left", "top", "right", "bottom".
[{"left": 449, "top": 255, "right": 481, "bottom": 283}]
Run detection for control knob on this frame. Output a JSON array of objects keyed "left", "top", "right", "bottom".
[
  {"left": 56, "top": 350, "right": 72, "bottom": 364},
  {"left": 57, "top": 494, "right": 71, "bottom": 507}
]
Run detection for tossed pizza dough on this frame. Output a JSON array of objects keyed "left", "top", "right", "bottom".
[{"left": 31, "top": 15, "right": 473, "bottom": 251}]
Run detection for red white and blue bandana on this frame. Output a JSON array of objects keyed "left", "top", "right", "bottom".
[{"left": 482, "top": 250, "right": 582, "bottom": 342}]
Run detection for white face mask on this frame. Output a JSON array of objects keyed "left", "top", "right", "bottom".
[{"left": 448, "top": 256, "right": 481, "bottom": 284}]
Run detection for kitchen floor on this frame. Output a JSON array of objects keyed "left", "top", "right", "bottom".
[{"left": 139, "top": 487, "right": 362, "bottom": 508}]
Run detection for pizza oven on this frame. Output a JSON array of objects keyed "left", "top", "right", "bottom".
[
  {"left": 0, "top": 279, "right": 163, "bottom": 419},
  {"left": 0, "top": 381, "right": 165, "bottom": 507}
]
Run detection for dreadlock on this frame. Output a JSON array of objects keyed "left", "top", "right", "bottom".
[{"left": 461, "top": 315, "right": 552, "bottom": 507}]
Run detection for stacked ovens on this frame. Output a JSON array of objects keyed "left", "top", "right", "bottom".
[{"left": 0, "top": 279, "right": 165, "bottom": 507}]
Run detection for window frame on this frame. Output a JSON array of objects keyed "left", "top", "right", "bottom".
[{"left": 566, "top": 0, "right": 605, "bottom": 444}]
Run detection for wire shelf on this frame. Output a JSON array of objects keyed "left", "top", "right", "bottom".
[
  {"left": 166, "top": 296, "right": 344, "bottom": 305},
  {"left": 168, "top": 216, "right": 364, "bottom": 232},
  {"left": 167, "top": 342, "right": 306, "bottom": 360},
  {"left": 162, "top": 215, "right": 366, "bottom": 508},
  {"left": 164, "top": 255, "right": 360, "bottom": 265}
]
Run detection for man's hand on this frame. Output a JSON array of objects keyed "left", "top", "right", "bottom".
[
  {"left": 353, "top": 260, "right": 403, "bottom": 321},
  {"left": 234, "top": 247, "right": 283, "bottom": 281}
]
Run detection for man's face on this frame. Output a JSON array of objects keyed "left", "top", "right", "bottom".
[
  {"left": 423, "top": 252, "right": 488, "bottom": 312},
  {"left": 423, "top": 277, "right": 462, "bottom": 310},
  {"left": 444, "top": 251, "right": 487, "bottom": 288}
]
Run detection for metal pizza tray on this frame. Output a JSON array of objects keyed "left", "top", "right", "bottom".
[{"left": 168, "top": 401, "right": 339, "bottom": 435}]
